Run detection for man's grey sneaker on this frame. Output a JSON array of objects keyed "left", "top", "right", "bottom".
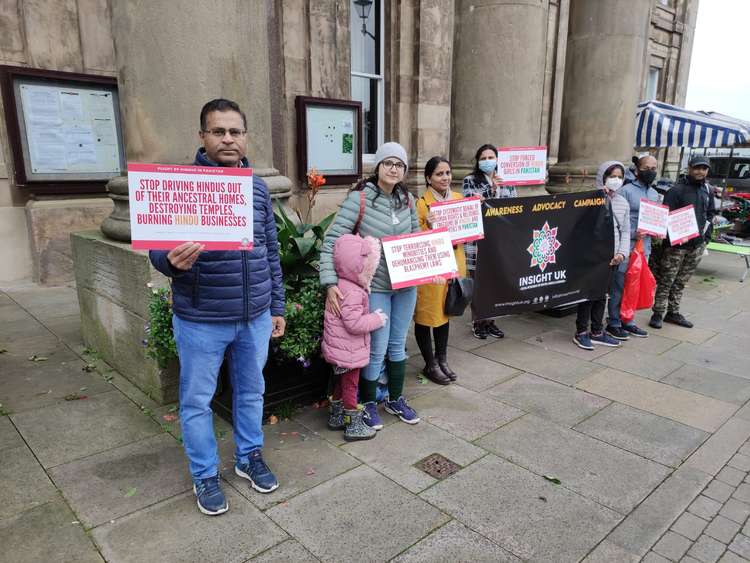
[
  {"left": 605, "top": 325, "right": 630, "bottom": 340},
  {"left": 648, "top": 313, "right": 663, "bottom": 329},
  {"left": 343, "top": 408, "right": 376, "bottom": 441},
  {"left": 622, "top": 324, "right": 649, "bottom": 338},
  {"left": 664, "top": 312, "right": 693, "bottom": 328},
  {"left": 193, "top": 476, "right": 228, "bottom": 516},
  {"left": 591, "top": 331, "right": 621, "bottom": 347},
  {"left": 327, "top": 399, "right": 345, "bottom": 430},
  {"left": 235, "top": 449, "right": 279, "bottom": 493},
  {"left": 362, "top": 401, "right": 383, "bottom": 430},
  {"left": 573, "top": 332, "right": 594, "bottom": 350},
  {"left": 384, "top": 396, "right": 420, "bottom": 424}
]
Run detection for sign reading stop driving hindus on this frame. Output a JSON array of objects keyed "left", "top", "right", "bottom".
[{"left": 128, "top": 163, "right": 254, "bottom": 250}]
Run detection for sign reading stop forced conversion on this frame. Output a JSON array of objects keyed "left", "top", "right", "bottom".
[{"left": 128, "top": 163, "right": 254, "bottom": 250}]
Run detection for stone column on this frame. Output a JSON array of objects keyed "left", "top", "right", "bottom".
[
  {"left": 450, "top": 0, "right": 549, "bottom": 194},
  {"left": 107, "top": 0, "right": 292, "bottom": 208},
  {"left": 550, "top": 0, "right": 652, "bottom": 191}
]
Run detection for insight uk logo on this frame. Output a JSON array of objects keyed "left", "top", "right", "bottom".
[{"left": 527, "top": 221, "right": 562, "bottom": 272}]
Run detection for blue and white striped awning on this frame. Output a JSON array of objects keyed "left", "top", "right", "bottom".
[{"left": 635, "top": 101, "right": 750, "bottom": 148}]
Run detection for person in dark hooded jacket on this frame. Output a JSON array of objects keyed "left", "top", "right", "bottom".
[{"left": 149, "top": 99, "right": 285, "bottom": 516}]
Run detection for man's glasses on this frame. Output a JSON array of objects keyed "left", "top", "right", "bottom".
[
  {"left": 203, "top": 128, "right": 247, "bottom": 139},
  {"left": 381, "top": 160, "right": 406, "bottom": 171}
]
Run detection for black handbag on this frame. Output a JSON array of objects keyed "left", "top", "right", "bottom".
[{"left": 444, "top": 277, "right": 474, "bottom": 316}]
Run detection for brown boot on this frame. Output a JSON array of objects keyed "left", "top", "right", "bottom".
[
  {"left": 423, "top": 359, "right": 451, "bottom": 385},
  {"left": 436, "top": 354, "right": 457, "bottom": 381}
]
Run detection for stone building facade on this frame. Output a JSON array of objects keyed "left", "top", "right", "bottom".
[{"left": 0, "top": 0, "right": 698, "bottom": 284}]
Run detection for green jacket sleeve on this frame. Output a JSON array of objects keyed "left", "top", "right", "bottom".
[{"left": 319, "top": 190, "right": 361, "bottom": 288}]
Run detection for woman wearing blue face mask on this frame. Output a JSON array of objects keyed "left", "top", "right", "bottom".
[{"left": 462, "top": 144, "right": 516, "bottom": 340}]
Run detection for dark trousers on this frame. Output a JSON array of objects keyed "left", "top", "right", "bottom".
[{"left": 576, "top": 299, "right": 606, "bottom": 334}]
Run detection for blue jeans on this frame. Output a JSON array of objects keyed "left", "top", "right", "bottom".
[
  {"left": 607, "top": 248, "right": 650, "bottom": 328},
  {"left": 172, "top": 310, "right": 272, "bottom": 480},
  {"left": 361, "top": 287, "right": 417, "bottom": 382}
]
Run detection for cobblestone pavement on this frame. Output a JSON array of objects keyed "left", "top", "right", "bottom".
[{"left": 1, "top": 251, "right": 750, "bottom": 562}]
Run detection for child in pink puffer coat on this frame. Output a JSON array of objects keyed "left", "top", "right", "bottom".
[{"left": 322, "top": 234, "right": 387, "bottom": 441}]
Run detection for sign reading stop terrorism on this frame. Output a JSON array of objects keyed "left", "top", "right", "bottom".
[{"left": 472, "top": 191, "right": 614, "bottom": 318}]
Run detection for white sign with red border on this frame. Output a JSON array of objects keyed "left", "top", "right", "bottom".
[
  {"left": 382, "top": 228, "right": 459, "bottom": 289},
  {"left": 496, "top": 145, "right": 547, "bottom": 186},
  {"left": 429, "top": 196, "right": 484, "bottom": 244},
  {"left": 636, "top": 198, "right": 669, "bottom": 238},
  {"left": 128, "top": 163, "right": 254, "bottom": 250},
  {"left": 667, "top": 204, "right": 700, "bottom": 246}
]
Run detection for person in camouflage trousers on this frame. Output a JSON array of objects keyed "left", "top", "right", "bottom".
[{"left": 650, "top": 155, "right": 715, "bottom": 329}]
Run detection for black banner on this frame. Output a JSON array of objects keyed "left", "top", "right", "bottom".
[{"left": 473, "top": 190, "right": 614, "bottom": 318}]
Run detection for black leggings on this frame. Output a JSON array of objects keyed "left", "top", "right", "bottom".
[{"left": 414, "top": 322, "right": 449, "bottom": 364}]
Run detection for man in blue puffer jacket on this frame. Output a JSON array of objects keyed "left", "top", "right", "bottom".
[{"left": 150, "top": 99, "right": 285, "bottom": 516}]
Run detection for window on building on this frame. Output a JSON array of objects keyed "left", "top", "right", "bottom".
[
  {"left": 350, "top": 0, "right": 383, "bottom": 157},
  {"left": 646, "top": 67, "right": 661, "bottom": 101}
]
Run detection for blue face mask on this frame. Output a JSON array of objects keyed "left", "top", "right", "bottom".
[{"left": 478, "top": 159, "right": 497, "bottom": 175}]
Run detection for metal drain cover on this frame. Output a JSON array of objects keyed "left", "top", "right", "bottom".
[{"left": 415, "top": 453, "right": 461, "bottom": 479}]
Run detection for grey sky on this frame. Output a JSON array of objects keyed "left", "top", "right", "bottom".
[{"left": 685, "top": 0, "right": 750, "bottom": 122}]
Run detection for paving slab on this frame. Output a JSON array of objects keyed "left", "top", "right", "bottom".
[
  {"left": 392, "top": 520, "right": 520, "bottom": 562},
  {"left": 0, "top": 500, "right": 102, "bottom": 563},
  {"left": 487, "top": 372, "right": 609, "bottom": 427},
  {"left": 48, "top": 433, "right": 191, "bottom": 528},
  {"left": 474, "top": 339, "right": 605, "bottom": 386},
  {"left": 0, "top": 444, "right": 59, "bottom": 520},
  {"left": 0, "top": 347, "right": 112, "bottom": 413},
  {"left": 441, "top": 346, "right": 520, "bottom": 392},
  {"left": 0, "top": 416, "right": 22, "bottom": 451},
  {"left": 665, "top": 333, "right": 750, "bottom": 380},
  {"left": 705, "top": 515, "right": 742, "bottom": 544},
  {"left": 0, "top": 311, "right": 49, "bottom": 341},
  {"left": 646, "top": 322, "right": 717, "bottom": 345},
  {"left": 617, "top": 332, "right": 682, "bottom": 355},
  {"left": 341, "top": 419, "right": 484, "bottom": 493},
  {"left": 420, "top": 454, "right": 621, "bottom": 562},
  {"left": 652, "top": 530, "right": 692, "bottom": 561},
  {"left": 592, "top": 347, "right": 683, "bottom": 381},
  {"left": 704, "top": 480, "right": 736, "bottom": 503},
  {"left": 267, "top": 465, "right": 449, "bottom": 563},
  {"left": 720, "top": 498, "right": 750, "bottom": 524},
  {"left": 0, "top": 330, "right": 68, "bottom": 358},
  {"left": 582, "top": 539, "right": 639, "bottom": 562},
  {"left": 42, "top": 314, "right": 84, "bottom": 348},
  {"left": 478, "top": 414, "right": 670, "bottom": 514},
  {"left": 672, "top": 511, "right": 709, "bottom": 541},
  {"left": 574, "top": 403, "right": 708, "bottom": 468},
  {"left": 4, "top": 285, "right": 80, "bottom": 320},
  {"left": 683, "top": 418, "right": 750, "bottom": 476},
  {"left": 523, "top": 329, "right": 613, "bottom": 360},
  {"left": 92, "top": 488, "right": 286, "bottom": 562},
  {"left": 445, "top": 321, "right": 495, "bottom": 352},
  {"left": 575, "top": 369, "right": 737, "bottom": 432},
  {"left": 728, "top": 534, "right": 750, "bottom": 560},
  {"left": 661, "top": 364, "right": 750, "bottom": 406},
  {"left": 251, "top": 539, "right": 319, "bottom": 562},
  {"left": 408, "top": 384, "right": 524, "bottom": 441},
  {"left": 687, "top": 534, "right": 726, "bottom": 562},
  {"left": 224, "top": 419, "right": 359, "bottom": 510},
  {"left": 605, "top": 466, "right": 712, "bottom": 557},
  {"left": 11, "top": 390, "right": 162, "bottom": 468}
]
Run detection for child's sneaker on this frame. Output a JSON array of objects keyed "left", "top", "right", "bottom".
[
  {"left": 343, "top": 407, "right": 376, "bottom": 441},
  {"left": 573, "top": 332, "right": 594, "bottom": 351},
  {"left": 384, "top": 396, "right": 420, "bottom": 424},
  {"left": 590, "top": 331, "right": 621, "bottom": 347},
  {"left": 362, "top": 401, "right": 383, "bottom": 430},
  {"left": 327, "top": 399, "right": 345, "bottom": 430},
  {"left": 193, "top": 476, "right": 228, "bottom": 516}
]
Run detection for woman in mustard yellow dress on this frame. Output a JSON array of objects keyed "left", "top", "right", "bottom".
[{"left": 414, "top": 157, "right": 467, "bottom": 385}]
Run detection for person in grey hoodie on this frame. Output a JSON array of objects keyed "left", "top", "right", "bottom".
[
  {"left": 605, "top": 154, "right": 660, "bottom": 340},
  {"left": 573, "top": 161, "right": 631, "bottom": 351}
]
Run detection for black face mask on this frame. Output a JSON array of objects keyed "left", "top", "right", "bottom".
[
  {"left": 638, "top": 170, "right": 657, "bottom": 185},
  {"left": 687, "top": 174, "right": 703, "bottom": 185}
]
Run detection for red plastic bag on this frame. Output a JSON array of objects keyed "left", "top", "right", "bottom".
[{"left": 620, "top": 239, "right": 655, "bottom": 323}]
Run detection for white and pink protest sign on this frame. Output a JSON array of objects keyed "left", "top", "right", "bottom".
[
  {"left": 636, "top": 198, "right": 669, "bottom": 238},
  {"left": 496, "top": 146, "right": 547, "bottom": 186},
  {"left": 429, "top": 196, "right": 484, "bottom": 244},
  {"left": 667, "top": 204, "right": 700, "bottom": 246},
  {"left": 382, "top": 228, "right": 458, "bottom": 289},
  {"left": 128, "top": 163, "right": 254, "bottom": 250}
]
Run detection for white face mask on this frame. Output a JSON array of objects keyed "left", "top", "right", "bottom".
[{"left": 605, "top": 177, "right": 623, "bottom": 191}]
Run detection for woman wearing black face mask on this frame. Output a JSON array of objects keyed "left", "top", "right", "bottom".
[{"left": 605, "top": 155, "right": 661, "bottom": 340}]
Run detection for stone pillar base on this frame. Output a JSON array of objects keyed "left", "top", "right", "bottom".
[{"left": 71, "top": 230, "right": 178, "bottom": 404}]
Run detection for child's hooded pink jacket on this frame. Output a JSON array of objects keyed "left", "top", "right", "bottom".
[{"left": 321, "top": 234, "right": 383, "bottom": 369}]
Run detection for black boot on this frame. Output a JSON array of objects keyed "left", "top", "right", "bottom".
[
  {"left": 649, "top": 313, "right": 663, "bottom": 329},
  {"left": 423, "top": 358, "right": 451, "bottom": 385},
  {"left": 433, "top": 323, "right": 455, "bottom": 381},
  {"left": 436, "top": 354, "right": 456, "bottom": 381}
]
